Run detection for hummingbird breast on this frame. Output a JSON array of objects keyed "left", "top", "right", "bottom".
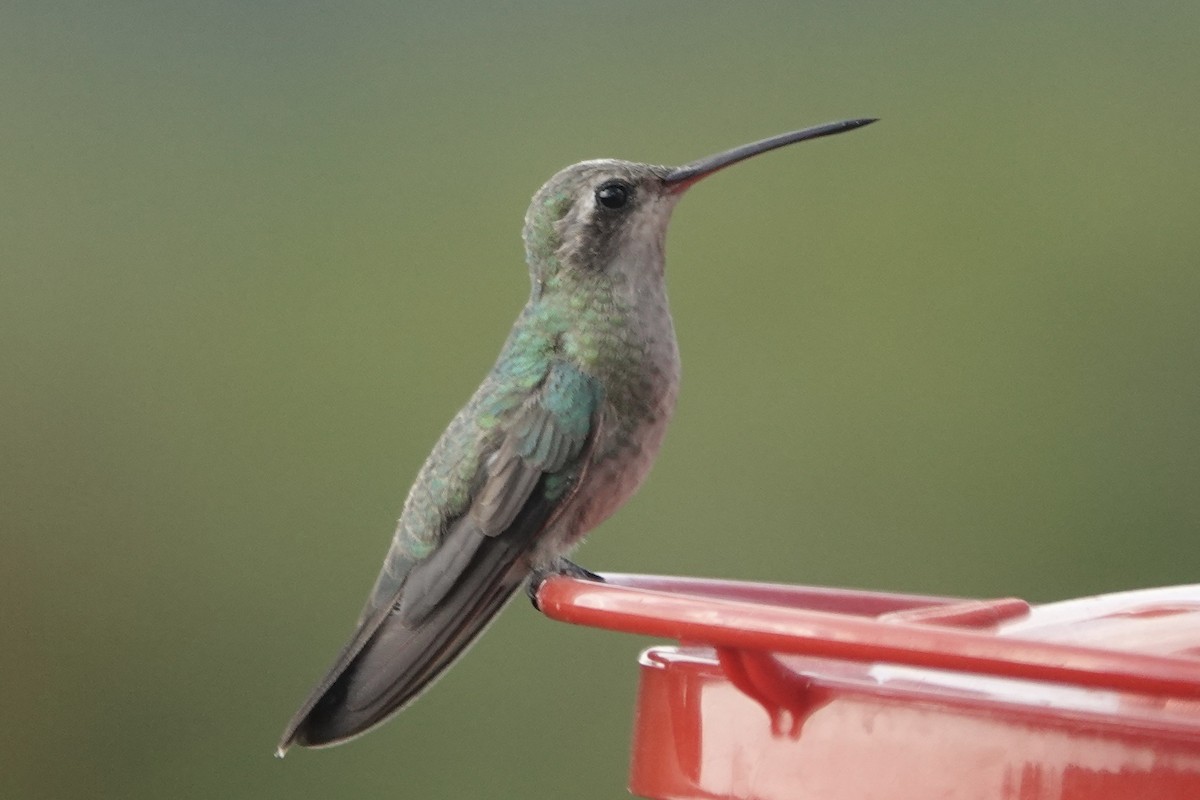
[{"left": 538, "top": 272, "right": 681, "bottom": 560}]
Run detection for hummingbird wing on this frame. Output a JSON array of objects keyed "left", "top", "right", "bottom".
[{"left": 278, "top": 360, "right": 602, "bottom": 753}]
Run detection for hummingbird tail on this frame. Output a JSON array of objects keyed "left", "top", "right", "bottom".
[{"left": 277, "top": 532, "right": 533, "bottom": 752}]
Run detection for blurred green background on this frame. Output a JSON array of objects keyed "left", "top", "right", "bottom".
[{"left": 3, "top": 2, "right": 1198, "bottom": 797}]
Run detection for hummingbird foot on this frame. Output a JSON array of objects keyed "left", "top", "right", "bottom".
[{"left": 527, "top": 558, "right": 605, "bottom": 610}]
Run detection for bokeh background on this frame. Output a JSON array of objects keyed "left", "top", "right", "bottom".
[{"left": 3, "top": 2, "right": 1199, "bottom": 797}]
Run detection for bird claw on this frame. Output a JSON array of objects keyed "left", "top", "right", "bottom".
[{"left": 527, "top": 558, "right": 605, "bottom": 610}]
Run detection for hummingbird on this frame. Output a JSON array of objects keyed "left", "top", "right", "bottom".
[{"left": 277, "top": 118, "right": 876, "bottom": 755}]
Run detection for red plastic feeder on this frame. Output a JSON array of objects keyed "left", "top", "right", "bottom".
[{"left": 536, "top": 574, "right": 1200, "bottom": 800}]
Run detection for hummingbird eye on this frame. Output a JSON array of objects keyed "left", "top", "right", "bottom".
[{"left": 595, "top": 181, "right": 632, "bottom": 210}]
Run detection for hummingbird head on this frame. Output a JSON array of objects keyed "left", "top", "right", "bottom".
[
  {"left": 520, "top": 118, "right": 877, "bottom": 294},
  {"left": 522, "top": 160, "right": 677, "bottom": 290}
]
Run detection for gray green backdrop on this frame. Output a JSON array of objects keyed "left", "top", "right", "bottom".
[{"left": 3, "top": 2, "right": 1198, "bottom": 798}]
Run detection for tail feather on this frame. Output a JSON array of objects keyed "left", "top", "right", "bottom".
[
  {"left": 278, "top": 423, "right": 582, "bottom": 755},
  {"left": 277, "top": 530, "right": 533, "bottom": 754}
]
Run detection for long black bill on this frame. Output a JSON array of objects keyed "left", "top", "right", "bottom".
[{"left": 663, "top": 118, "right": 877, "bottom": 191}]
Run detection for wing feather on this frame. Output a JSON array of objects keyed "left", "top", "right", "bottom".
[{"left": 278, "top": 360, "right": 602, "bottom": 752}]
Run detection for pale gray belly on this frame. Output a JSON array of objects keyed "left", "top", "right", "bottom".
[{"left": 533, "top": 377, "right": 678, "bottom": 563}]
